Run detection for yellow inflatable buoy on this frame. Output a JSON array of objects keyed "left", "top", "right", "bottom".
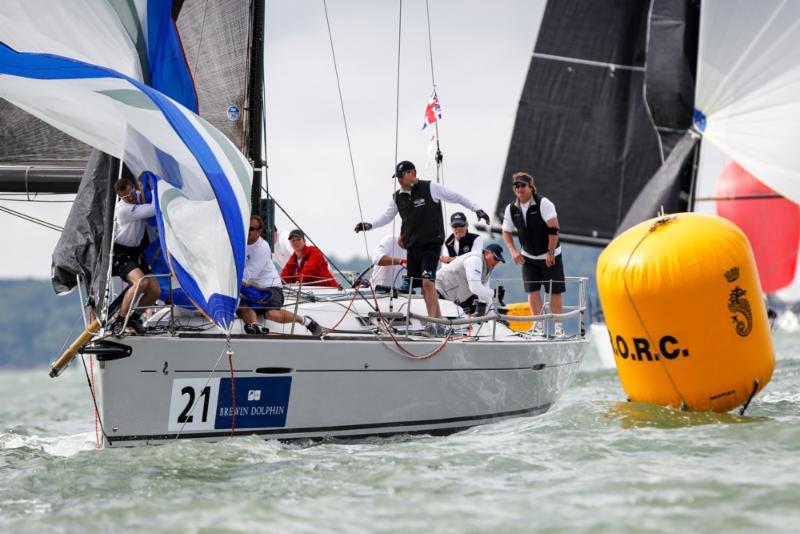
[
  {"left": 504, "top": 302, "right": 533, "bottom": 331},
  {"left": 597, "top": 212, "right": 774, "bottom": 412}
]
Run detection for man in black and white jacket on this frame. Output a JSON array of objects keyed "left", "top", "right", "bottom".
[{"left": 501, "top": 172, "right": 565, "bottom": 337}]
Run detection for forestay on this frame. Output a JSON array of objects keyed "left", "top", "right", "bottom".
[{"left": 0, "top": 1, "right": 252, "bottom": 328}]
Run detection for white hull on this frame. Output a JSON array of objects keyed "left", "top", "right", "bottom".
[
  {"left": 94, "top": 334, "right": 588, "bottom": 446},
  {"left": 81, "top": 287, "right": 591, "bottom": 447}
]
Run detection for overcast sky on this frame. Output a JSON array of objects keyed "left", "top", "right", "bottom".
[{"left": 0, "top": 0, "right": 546, "bottom": 279}]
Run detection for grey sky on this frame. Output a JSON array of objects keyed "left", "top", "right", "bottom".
[{"left": 0, "top": 0, "right": 546, "bottom": 278}]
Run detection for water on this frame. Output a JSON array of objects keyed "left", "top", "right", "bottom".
[{"left": 2, "top": 334, "right": 799, "bottom": 533}]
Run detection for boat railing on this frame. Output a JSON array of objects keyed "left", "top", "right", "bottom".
[
  {"left": 119, "top": 273, "right": 588, "bottom": 341},
  {"left": 124, "top": 272, "right": 177, "bottom": 334}
]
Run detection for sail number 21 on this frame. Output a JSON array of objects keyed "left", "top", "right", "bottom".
[{"left": 168, "top": 378, "right": 221, "bottom": 431}]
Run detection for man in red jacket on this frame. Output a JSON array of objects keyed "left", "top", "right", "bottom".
[{"left": 280, "top": 229, "right": 339, "bottom": 288}]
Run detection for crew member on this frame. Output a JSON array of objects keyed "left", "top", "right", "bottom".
[
  {"left": 501, "top": 172, "right": 565, "bottom": 337},
  {"left": 239, "top": 216, "right": 323, "bottom": 336},
  {"left": 371, "top": 234, "right": 407, "bottom": 292},
  {"left": 281, "top": 229, "right": 339, "bottom": 288},
  {"left": 354, "top": 160, "right": 490, "bottom": 336},
  {"left": 436, "top": 244, "right": 505, "bottom": 317},
  {"left": 111, "top": 177, "right": 161, "bottom": 334},
  {"left": 441, "top": 212, "right": 483, "bottom": 264}
]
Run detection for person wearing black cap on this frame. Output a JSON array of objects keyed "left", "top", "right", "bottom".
[
  {"left": 441, "top": 211, "right": 483, "bottom": 264},
  {"left": 501, "top": 172, "right": 565, "bottom": 337},
  {"left": 435, "top": 244, "right": 505, "bottom": 318},
  {"left": 354, "top": 160, "right": 490, "bottom": 328}
]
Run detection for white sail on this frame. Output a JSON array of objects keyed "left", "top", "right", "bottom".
[{"left": 694, "top": 0, "right": 800, "bottom": 204}]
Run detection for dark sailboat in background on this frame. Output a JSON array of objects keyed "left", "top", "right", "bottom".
[
  {"left": 495, "top": 0, "right": 800, "bottom": 363},
  {"left": 495, "top": 0, "right": 699, "bottom": 247}
]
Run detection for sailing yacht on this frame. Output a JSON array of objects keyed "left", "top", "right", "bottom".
[
  {"left": 496, "top": 0, "right": 800, "bottom": 367},
  {"left": 0, "top": 1, "right": 589, "bottom": 446}
]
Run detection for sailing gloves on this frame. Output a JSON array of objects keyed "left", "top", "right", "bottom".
[
  {"left": 475, "top": 302, "right": 488, "bottom": 317},
  {"left": 354, "top": 222, "right": 373, "bottom": 233},
  {"left": 475, "top": 209, "right": 490, "bottom": 225},
  {"left": 494, "top": 285, "right": 506, "bottom": 306}
]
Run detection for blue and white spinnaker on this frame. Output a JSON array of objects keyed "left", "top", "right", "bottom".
[{"left": 0, "top": 1, "right": 251, "bottom": 329}]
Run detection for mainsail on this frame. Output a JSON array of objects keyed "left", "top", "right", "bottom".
[
  {"left": 0, "top": 1, "right": 254, "bottom": 328},
  {"left": 496, "top": 0, "right": 699, "bottom": 245}
]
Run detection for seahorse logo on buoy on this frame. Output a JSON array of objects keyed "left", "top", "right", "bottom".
[{"left": 728, "top": 286, "right": 752, "bottom": 337}]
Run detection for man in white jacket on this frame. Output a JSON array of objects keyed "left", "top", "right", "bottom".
[{"left": 435, "top": 244, "right": 505, "bottom": 317}]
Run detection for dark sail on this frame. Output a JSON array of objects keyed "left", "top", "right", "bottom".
[
  {"left": 496, "top": 0, "right": 698, "bottom": 245},
  {"left": 51, "top": 150, "right": 118, "bottom": 308},
  {"left": 644, "top": 0, "right": 700, "bottom": 161}
]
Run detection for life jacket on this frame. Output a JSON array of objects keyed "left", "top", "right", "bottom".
[
  {"left": 508, "top": 194, "right": 557, "bottom": 256},
  {"left": 435, "top": 252, "right": 489, "bottom": 304},
  {"left": 445, "top": 232, "right": 479, "bottom": 257},
  {"left": 394, "top": 180, "right": 444, "bottom": 248}
]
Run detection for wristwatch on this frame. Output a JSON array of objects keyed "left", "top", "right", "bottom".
[{"left": 547, "top": 249, "right": 555, "bottom": 255}]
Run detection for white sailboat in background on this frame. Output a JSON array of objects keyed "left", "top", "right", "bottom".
[{"left": 0, "top": 1, "right": 589, "bottom": 446}]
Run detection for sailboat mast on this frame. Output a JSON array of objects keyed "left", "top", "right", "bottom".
[{"left": 246, "top": 0, "right": 266, "bottom": 215}]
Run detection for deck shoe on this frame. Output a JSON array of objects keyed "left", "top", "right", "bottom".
[
  {"left": 128, "top": 317, "right": 146, "bottom": 335},
  {"left": 244, "top": 323, "right": 261, "bottom": 335},
  {"left": 552, "top": 323, "right": 566, "bottom": 339},
  {"left": 306, "top": 318, "right": 324, "bottom": 336},
  {"left": 422, "top": 324, "right": 448, "bottom": 338},
  {"left": 528, "top": 322, "right": 544, "bottom": 336}
]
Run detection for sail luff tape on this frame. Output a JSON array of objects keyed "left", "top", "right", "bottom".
[
  {"left": 620, "top": 215, "right": 687, "bottom": 407},
  {"left": 49, "top": 318, "right": 102, "bottom": 377}
]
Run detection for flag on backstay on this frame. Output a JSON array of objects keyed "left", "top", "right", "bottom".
[{"left": 422, "top": 91, "right": 441, "bottom": 130}]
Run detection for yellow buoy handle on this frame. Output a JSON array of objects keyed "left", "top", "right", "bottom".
[{"left": 49, "top": 318, "right": 102, "bottom": 378}]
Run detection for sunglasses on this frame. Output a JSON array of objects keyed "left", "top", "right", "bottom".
[
  {"left": 249, "top": 226, "right": 261, "bottom": 232},
  {"left": 451, "top": 223, "right": 466, "bottom": 228},
  {"left": 513, "top": 182, "right": 529, "bottom": 189}
]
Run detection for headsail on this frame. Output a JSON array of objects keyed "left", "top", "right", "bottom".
[
  {"left": 693, "top": 0, "right": 800, "bottom": 299},
  {"left": 0, "top": 2, "right": 252, "bottom": 328}
]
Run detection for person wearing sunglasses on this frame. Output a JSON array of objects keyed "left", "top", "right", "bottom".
[
  {"left": 440, "top": 211, "right": 483, "bottom": 265},
  {"left": 110, "top": 177, "right": 160, "bottom": 335},
  {"left": 353, "top": 160, "right": 490, "bottom": 335},
  {"left": 238, "top": 216, "right": 324, "bottom": 336},
  {"left": 501, "top": 172, "right": 566, "bottom": 338}
]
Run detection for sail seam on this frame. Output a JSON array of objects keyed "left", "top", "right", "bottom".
[{"left": 531, "top": 52, "right": 645, "bottom": 72}]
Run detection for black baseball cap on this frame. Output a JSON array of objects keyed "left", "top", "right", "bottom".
[
  {"left": 450, "top": 212, "right": 467, "bottom": 227},
  {"left": 484, "top": 244, "right": 506, "bottom": 263},
  {"left": 512, "top": 173, "right": 533, "bottom": 187},
  {"left": 288, "top": 229, "right": 305, "bottom": 240},
  {"left": 392, "top": 160, "right": 415, "bottom": 178}
]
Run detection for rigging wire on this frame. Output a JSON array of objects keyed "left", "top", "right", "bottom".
[
  {"left": 390, "top": 0, "right": 403, "bottom": 307},
  {"left": 424, "top": 0, "right": 444, "bottom": 188},
  {"left": 0, "top": 204, "right": 63, "bottom": 232},
  {"left": 262, "top": 187, "right": 357, "bottom": 289},
  {"left": 322, "top": 0, "right": 371, "bottom": 262}
]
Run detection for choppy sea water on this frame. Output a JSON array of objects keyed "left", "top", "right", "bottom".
[{"left": 1, "top": 334, "right": 799, "bottom": 533}]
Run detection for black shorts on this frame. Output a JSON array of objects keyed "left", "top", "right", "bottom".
[
  {"left": 406, "top": 244, "right": 441, "bottom": 287},
  {"left": 111, "top": 245, "right": 151, "bottom": 281},
  {"left": 522, "top": 254, "right": 565, "bottom": 294}
]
